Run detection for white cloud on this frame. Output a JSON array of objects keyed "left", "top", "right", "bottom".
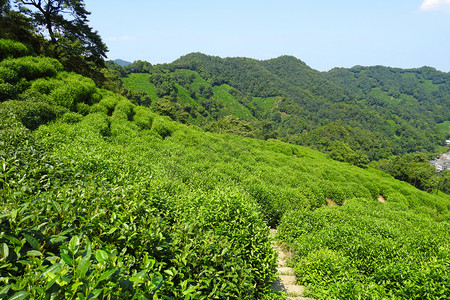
[
  {"left": 420, "top": 0, "right": 450, "bottom": 11},
  {"left": 105, "top": 35, "right": 137, "bottom": 41}
]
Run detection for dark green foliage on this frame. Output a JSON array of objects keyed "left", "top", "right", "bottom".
[
  {"left": 371, "top": 153, "right": 438, "bottom": 191},
  {"left": 438, "top": 170, "right": 450, "bottom": 194},
  {"left": 0, "top": 82, "right": 16, "bottom": 100},
  {"left": 0, "top": 100, "right": 63, "bottom": 129},
  {"left": 15, "top": 0, "right": 108, "bottom": 62},
  {"left": 0, "top": 1, "right": 41, "bottom": 52},
  {"left": 120, "top": 53, "right": 449, "bottom": 164},
  {"left": 204, "top": 115, "right": 255, "bottom": 137},
  {"left": 327, "top": 140, "right": 369, "bottom": 167},
  {"left": 0, "top": 38, "right": 29, "bottom": 60},
  {"left": 18, "top": 71, "right": 100, "bottom": 112}
]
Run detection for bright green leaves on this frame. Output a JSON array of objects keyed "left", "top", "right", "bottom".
[
  {"left": 8, "top": 291, "right": 29, "bottom": 300},
  {"left": 60, "top": 253, "right": 73, "bottom": 267},
  {"left": 68, "top": 235, "right": 80, "bottom": 255},
  {"left": 278, "top": 201, "right": 450, "bottom": 299},
  {"left": 95, "top": 249, "right": 108, "bottom": 264},
  {"left": 0, "top": 56, "right": 62, "bottom": 83}
]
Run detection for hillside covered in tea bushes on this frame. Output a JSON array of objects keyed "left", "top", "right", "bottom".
[{"left": 1, "top": 38, "right": 450, "bottom": 299}]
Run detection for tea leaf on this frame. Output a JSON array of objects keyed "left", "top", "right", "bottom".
[
  {"left": 96, "top": 268, "right": 117, "bottom": 283},
  {"left": 95, "top": 249, "right": 108, "bottom": 264},
  {"left": 27, "top": 250, "right": 43, "bottom": 256},
  {"left": 9, "top": 291, "right": 29, "bottom": 300},
  {"left": 68, "top": 235, "right": 79, "bottom": 255},
  {"left": 22, "top": 233, "right": 39, "bottom": 250},
  {"left": 60, "top": 253, "right": 74, "bottom": 266}
]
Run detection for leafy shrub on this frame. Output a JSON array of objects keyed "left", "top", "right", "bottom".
[
  {"left": 30, "top": 77, "right": 62, "bottom": 94},
  {"left": 294, "top": 248, "right": 357, "bottom": 285},
  {"left": 0, "top": 39, "right": 29, "bottom": 60},
  {"left": 77, "top": 112, "right": 110, "bottom": 137},
  {"left": 89, "top": 103, "right": 108, "bottom": 114},
  {"left": 0, "top": 56, "right": 63, "bottom": 82},
  {"left": 76, "top": 102, "right": 90, "bottom": 115},
  {"left": 133, "top": 106, "right": 155, "bottom": 130},
  {"left": 151, "top": 116, "right": 176, "bottom": 139},
  {"left": 112, "top": 99, "right": 135, "bottom": 120},
  {"left": 49, "top": 73, "right": 97, "bottom": 110},
  {"left": 98, "top": 94, "right": 121, "bottom": 115},
  {"left": 19, "top": 88, "right": 50, "bottom": 104},
  {"left": 60, "top": 112, "right": 83, "bottom": 124},
  {"left": 0, "top": 65, "right": 19, "bottom": 83},
  {"left": 0, "top": 100, "right": 62, "bottom": 130},
  {"left": 110, "top": 118, "right": 140, "bottom": 141},
  {"left": 0, "top": 82, "right": 16, "bottom": 101}
]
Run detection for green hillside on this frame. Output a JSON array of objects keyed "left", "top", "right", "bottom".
[
  {"left": 122, "top": 73, "right": 159, "bottom": 102},
  {"left": 1, "top": 39, "right": 450, "bottom": 299},
  {"left": 118, "top": 53, "right": 450, "bottom": 193}
]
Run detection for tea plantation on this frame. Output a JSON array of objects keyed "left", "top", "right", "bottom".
[{"left": 1, "top": 39, "right": 449, "bottom": 299}]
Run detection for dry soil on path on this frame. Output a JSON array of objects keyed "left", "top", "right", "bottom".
[{"left": 270, "top": 229, "right": 312, "bottom": 300}]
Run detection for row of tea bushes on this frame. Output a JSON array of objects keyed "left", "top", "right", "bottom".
[{"left": 277, "top": 198, "right": 449, "bottom": 299}]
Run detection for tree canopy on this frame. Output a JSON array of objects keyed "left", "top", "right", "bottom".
[{"left": 16, "top": 0, "right": 107, "bottom": 61}]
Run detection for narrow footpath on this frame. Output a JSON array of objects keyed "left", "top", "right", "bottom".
[{"left": 270, "top": 229, "right": 312, "bottom": 300}]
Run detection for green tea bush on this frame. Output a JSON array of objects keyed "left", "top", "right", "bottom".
[
  {"left": 278, "top": 199, "right": 450, "bottom": 299},
  {"left": 0, "top": 100, "right": 61, "bottom": 130},
  {"left": 0, "top": 146, "right": 171, "bottom": 298},
  {"left": 0, "top": 82, "right": 16, "bottom": 101},
  {"left": 151, "top": 116, "right": 177, "bottom": 139},
  {"left": 30, "top": 77, "right": 63, "bottom": 95},
  {"left": 76, "top": 102, "right": 91, "bottom": 115},
  {"left": 89, "top": 103, "right": 108, "bottom": 114},
  {"left": 97, "top": 93, "right": 122, "bottom": 115},
  {"left": 60, "top": 112, "right": 83, "bottom": 124},
  {"left": 77, "top": 112, "right": 110, "bottom": 137},
  {"left": 133, "top": 106, "right": 155, "bottom": 130},
  {"left": 110, "top": 118, "right": 140, "bottom": 142},
  {"left": 0, "top": 56, "right": 63, "bottom": 82},
  {"left": 0, "top": 39, "right": 29, "bottom": 60},
  {"left": 112, "top": 99, "right": 135, "bottom": 120},
  {"left": 0, "top": 66, "right": 18, "bottom": 83},
  {"left": 294, "top": 248, "right": 358, "bottom": 285},
  {"left": 49, "top": 73, "right": 97, "bottom": 110}
]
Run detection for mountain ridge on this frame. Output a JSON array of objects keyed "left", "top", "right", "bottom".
[{"left": 120, "top": 52, "right": 450, "bottom": 163}]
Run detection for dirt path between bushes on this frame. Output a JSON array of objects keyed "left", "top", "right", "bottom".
[{"left": 270, "top": 229, "right": 312, "bottom": 300}]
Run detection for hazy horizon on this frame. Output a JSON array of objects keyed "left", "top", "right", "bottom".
[{"left": 87, "top": 0, "right": 450, "bottom": 72}]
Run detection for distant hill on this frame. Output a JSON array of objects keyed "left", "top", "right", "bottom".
[
  {"left": 113, "top": 58, "right": 131, "bottom": 66},
  {"left": 119, "top": 53, "right": 450, "bottom": 162}
]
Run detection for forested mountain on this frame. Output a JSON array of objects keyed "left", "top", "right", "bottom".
[
  {"left": 114, "top": 59, "right": 131, "bottom": 67},
  {"left": 119, "top": 53, "right": 450, "bottom": 164}
]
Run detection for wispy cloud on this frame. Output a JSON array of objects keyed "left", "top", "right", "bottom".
[
  {"left": 105, "top": 35, "right": 137, "bottom": 41},
  {"left": 420, "top": 0, "right": 450, "bottom": 11}
]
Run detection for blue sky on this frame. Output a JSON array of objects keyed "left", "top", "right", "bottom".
[{"left": 86, "top": 0, "right": 450, "bottom": 71}]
